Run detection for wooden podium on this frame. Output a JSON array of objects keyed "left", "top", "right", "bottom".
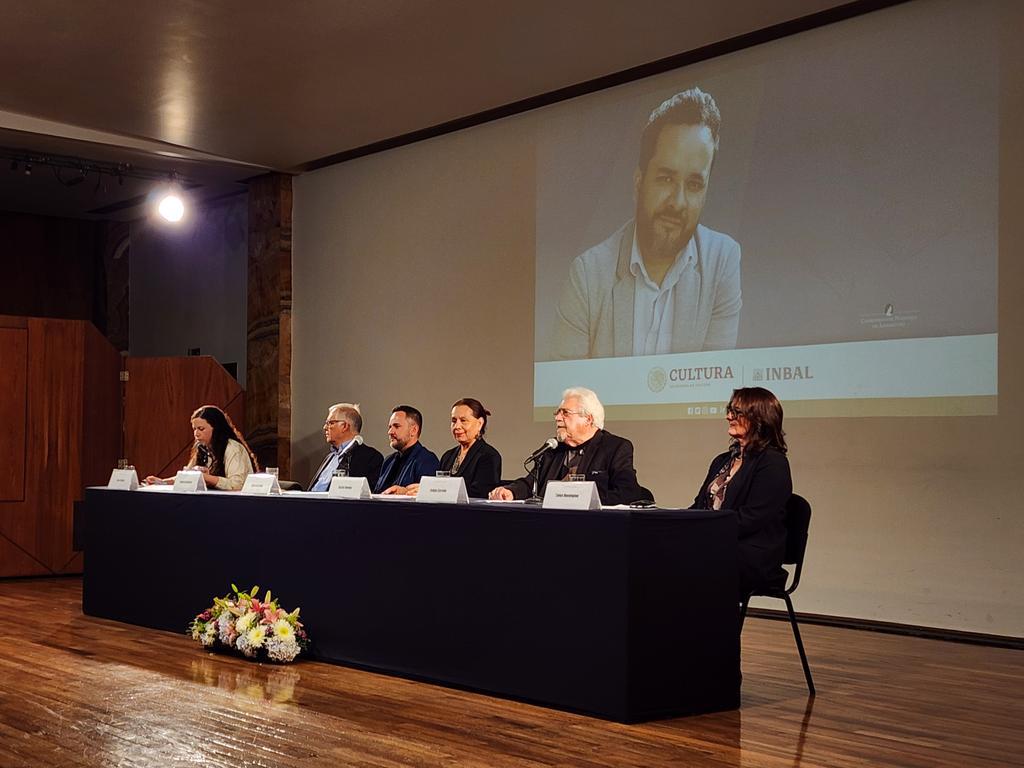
[
  {"left": 0, "top": 315, "right": 245, "bottom": 577},
  {"left": 0, "top": 315, "right": 120, "bottom": 577},
  {"left": 123, "top": 356, "right": 244, "bottom": 481}
]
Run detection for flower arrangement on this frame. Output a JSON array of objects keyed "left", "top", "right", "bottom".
[{"left": 189, "top": 584, "right": 309, "bottom": 663}]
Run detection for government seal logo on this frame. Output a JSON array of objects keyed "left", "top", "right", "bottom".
[{"left": 647, "top": 367, "right": 667, "bottom": 393}]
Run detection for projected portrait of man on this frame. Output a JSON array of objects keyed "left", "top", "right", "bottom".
[{"left": 549, "top": 87, "right": 741, "bottom": 359}]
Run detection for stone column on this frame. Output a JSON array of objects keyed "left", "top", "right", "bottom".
[{"left": 247, "top": 173, "right": 292, "bottom": 475}]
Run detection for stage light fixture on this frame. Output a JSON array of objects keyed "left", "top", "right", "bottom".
[{"left": 157, "top": 188, "right": 186, "bottom": 222}]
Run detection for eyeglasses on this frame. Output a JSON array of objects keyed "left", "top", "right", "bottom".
[
  {"left": 553, "top": 408, "right": 584, "bottom": 418},
  {"left": 725, "top": 404, "right": 748, "bottom": 419},
  {"left": 324, "top": 419, "right": 346, "bottom": 426}
]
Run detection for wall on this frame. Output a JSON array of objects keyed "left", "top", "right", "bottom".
[
  {"left": 291, "top": 0, "right": 1024, "bottom": 636},
  {"left": 130, "top": 193, "right": 248, "bottom": 380}
]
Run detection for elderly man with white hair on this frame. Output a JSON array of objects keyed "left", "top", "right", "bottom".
[
  {"left": 489, "top": 387, "right": 648, "bottom": 505},
  {"left": 307, "top": 402, "right": 384, "bottom": 491}
]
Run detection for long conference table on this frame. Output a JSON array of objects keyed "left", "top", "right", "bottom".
[{"left": 81, "top": 487, "right": 740, "bottom": 723}]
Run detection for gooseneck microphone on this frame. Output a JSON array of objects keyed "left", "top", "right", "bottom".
[
  {"left": 525, "top": 438, "right": 558, "bottom": 464},
  {"left": 340, "top": 434, "right": 364, "bottom": 454},
  {"left": 524, "top": 438, "right": 559, "bottom": 504},
  {"left": 336, "top": 434, "right": 364, "bottom": 477},
  {"left": 196, "top": 443, "right": 211, "bottom": 467}
]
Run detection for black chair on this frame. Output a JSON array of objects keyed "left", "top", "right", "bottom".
[{"left": 739, "top": 493, "right": 815, "bottom": 695}]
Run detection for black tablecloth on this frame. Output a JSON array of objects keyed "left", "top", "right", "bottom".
[{"left": 82, "top": 488, "right": 739, "bottom": 721}]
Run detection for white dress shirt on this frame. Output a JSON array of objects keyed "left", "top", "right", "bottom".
[{"left": 630, "top": 234, "right": 697, "bottom": 356}]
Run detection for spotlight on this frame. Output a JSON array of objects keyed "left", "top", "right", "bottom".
[
  {"left": 24, "top": 162, "right": 32, "bottom": 176},
  {"left": 157, "top": 190, "right": 186, "bottom": 222}
]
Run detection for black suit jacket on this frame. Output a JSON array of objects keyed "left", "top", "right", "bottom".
[
  {"left": 692, "top": 446, "right": 792, "bottom": 595},
  {"left": 307, "top": 440, "right": 384, "bottom": 491},
  {"left": 439, "top": 438, "right": 502, "bottom": 499},
  {"left": 504, "top": 429, "right": 644, "bottom": 506}
]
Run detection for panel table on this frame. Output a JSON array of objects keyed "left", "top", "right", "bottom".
[{"left": 82, "top": 488, "right": 739, "bottom": 722}]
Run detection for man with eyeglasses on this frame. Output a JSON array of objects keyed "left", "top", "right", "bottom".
[
  {"left": 307, "top": 403, "right": 384, "bottom": 491},
  {"left": 489, "top": 387, "right": 648, "bottom": 505}
]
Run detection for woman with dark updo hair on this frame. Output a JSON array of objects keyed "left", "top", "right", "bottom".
[
  {"left": 145, "top": 405, "right": 258, "bottom": 490},
  {"left": 690, "top": 387, "right": 792, "bottom": 598},
  {"left": 403, "top": 398, "right": 502, "bottom": 499}
]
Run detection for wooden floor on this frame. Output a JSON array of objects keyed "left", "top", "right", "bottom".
[{"left": 0, "top": 578, "right": 1021, "bottom": 768}]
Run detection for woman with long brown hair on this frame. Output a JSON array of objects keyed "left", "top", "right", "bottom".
[
  {"left": 691, "top": 387, "right": 792, "bottom": 598},
  {"left": 145, "top": 405, "right": 258, "bottom": 490}
]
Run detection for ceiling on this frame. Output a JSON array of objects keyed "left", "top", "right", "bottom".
[{"left": 0, "top": 0, "right": 852, "bottom": 219}]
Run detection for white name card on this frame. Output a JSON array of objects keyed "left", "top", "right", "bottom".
[
  {"left": 542, "top": 480, "right": 601, "bottom": 510},
  {"left": 106, "top": 468, "right": 139, "bottom": 491},
  {"left": 328, "top": 476, "right": 371, "bottom": 499},
  {"left": 172, "top": 470, "right": 207, "bottom": 493},
  {"left": 415, "top": 476, "right": 468, "bottom": 504},
  {"left": 241, "top": 473, "right": 282, "bottom": 496}
]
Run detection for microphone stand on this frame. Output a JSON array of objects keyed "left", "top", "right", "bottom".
[{"left": 525, "top": 455, "right": 544, "bottom": 505}]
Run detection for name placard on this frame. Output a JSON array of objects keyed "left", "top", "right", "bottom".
[
  {"left": 106, "top": 468, "right": 139, "bottom": 491},
  {"left": 415, "top": 476, "right": 469, "bottom": 504},
  {"left": 241, "top": 473, "right": 282, "bottom": 496},
  {"left": 172, "top": 470, "right": 207, "bottom": 493},
  {"left": 542, "top": 481, "right": 601, "bottom": 510},
  {"left": 328, "top": 476, "right": 371, "bottom": 499}
]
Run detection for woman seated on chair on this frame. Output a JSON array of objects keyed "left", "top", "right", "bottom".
[
  {"left": 145, "top": 405, "right": 259, "bottom": 490},
  {"left": 400, "top": 398, "right": 502, "bottom": 499},
  {"left": 690, "top": 387, "right": 792, "bottom": 599}
]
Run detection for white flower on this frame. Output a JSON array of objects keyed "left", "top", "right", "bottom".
[
  {"left": 235, "top": 633, "right": 257, "bottom": 657},
  {"left": 217, "top": 614, "right": 234, "bottom": 644},
  {"left": 271, "top": 620, "right": 294, "bottom": 641},
  {"left": 200, "top": 624, "right": 217, "bottom": 647},
  {"left": 266, "top": 636, "right": 300, "bottom": 662},
  {"left": 235, "top": 612, "right": 256, "bottom": 633},
  {"left": 246, "top": 626, "right": 267, "bottom": 648}
]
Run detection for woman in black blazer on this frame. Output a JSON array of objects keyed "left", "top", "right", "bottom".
[
  {"left": 691, "top": 387, "right": 792, "bottom": 599},
  {"left": 406, "top": 398, "right": 502, "bottom": 499},
  {"left": 439, "top": 398, "right": 502, "bottom": 498}
]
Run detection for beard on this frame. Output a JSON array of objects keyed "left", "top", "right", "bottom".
[{"left": 637, "top": 205, "right": 695, "bottom": 262}]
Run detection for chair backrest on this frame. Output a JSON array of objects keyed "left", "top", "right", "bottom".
[
  {"left": 782, "top": 493, "right": 812, "bottom": 593},
  {"left": 784, "top": 493, "right": 812, "bottom": 565}
]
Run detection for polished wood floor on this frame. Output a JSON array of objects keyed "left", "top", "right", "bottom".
[{"left": 0, "top": 578, "right": 1021, "bottom": 768}]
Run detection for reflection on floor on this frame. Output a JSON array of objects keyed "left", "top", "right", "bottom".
[{"left": 0, "top": 578, "right": 1020, "bottom": 767}]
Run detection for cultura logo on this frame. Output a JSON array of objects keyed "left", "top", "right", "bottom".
[{"left": 647, "top": 367, "right": 667, "bottom": 392}]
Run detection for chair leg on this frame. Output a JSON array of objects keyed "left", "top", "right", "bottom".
[{"left": 784, "top": 594, "right": 815, "bottom": 696}]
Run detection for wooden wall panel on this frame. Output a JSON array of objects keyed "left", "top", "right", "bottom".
[
  {"left": 0, "top": 316, "right": 120, "bottom": 577},
  {"left": 80, "top": 323, "right": 123, "bottom": 490},
  {"left": 64, "top": 323, "right": 122, "bottom": 572},
  {"left": 26, "top": 318, "right": 83, "bottom": 572},
  {"left": 0, "top": 323, "right": 28, "bottom": 501},
  {"left": 247, "top": 173, "right": 292, "bottom": 474},
  {"left": 124, "top": 357, "right": 244, "bottom": 479}
]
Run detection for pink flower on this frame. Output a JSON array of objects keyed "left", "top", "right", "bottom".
[{"left": 261, "top": 607, "right": 285, "bottom": 625}]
